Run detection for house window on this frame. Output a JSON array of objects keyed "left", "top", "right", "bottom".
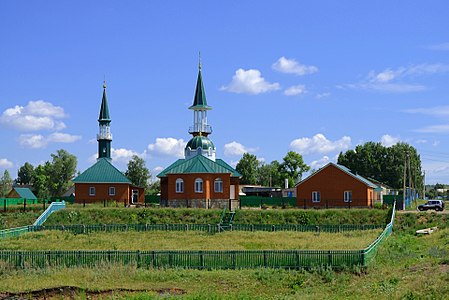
[
  {"left": 195, "top": 178, "right": 203, "bottom": 193},
  {"left": 214, "top": 178, "right": 223, "bottom": 193},
  {"left": 176, "top": 178, "right": 184, "bottom": 193},
  {"left": 109, "top": 187, "right": 116, "bottom": 196},
  {"left": 89, "top": 187, "right": 96, "bottom": 196},
  {"left": 344, "top": 191, "right": 352, "bottom": 202},
  {"left": 312, "top": 191, "right": 320, "bottom": 203}
]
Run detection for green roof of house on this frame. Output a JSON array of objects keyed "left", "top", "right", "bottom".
[
  {"left": 13, "top": 188, "right": 37, "bottom": 200},
  {"left": 189, "top": 67, "right": 211, "bottom": 110},
  {"left": 185, "top": 135, "right": 215, "bottom": 150},
  {"left": 98, "top": 83, "right": 111, "bottom": 122},
  {"left": 157, "top": 155, "right": 241, "bottom": 178},
  {"left": 73, "top": 158, "right": 131, "bottom": 183}
]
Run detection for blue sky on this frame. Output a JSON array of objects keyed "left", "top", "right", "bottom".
[{"left": 1, "top": 1, "right": 449, "bottom": 184}]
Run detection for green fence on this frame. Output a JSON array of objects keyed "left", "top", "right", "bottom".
[
  {"left": 0, "top": 202, "right": 396, "bottom": 269},
  {"left": 240, "top": 196, "right": 296, "bottom": 207},
  {"left": 145, "top": 195, "right": 160, "bottom": 204},
  {"left": 32, "top": 223, "right": 385, "bottom": 235}
]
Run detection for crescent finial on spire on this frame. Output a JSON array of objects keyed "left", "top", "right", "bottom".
[{"left": 198, "top": 51, "right": 202, "bottom": 71}]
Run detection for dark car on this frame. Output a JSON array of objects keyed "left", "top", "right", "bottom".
[{"left": 418, "top": 200, "right": 445, "bottom": 211}]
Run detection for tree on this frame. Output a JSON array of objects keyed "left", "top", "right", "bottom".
[
  {"left": 17, "top": 162, "right": 35, "bottom": 185},
  {"left": 33, "top": 163, "right": 51, "bottom": 199},
  {"left": 147, "top": 180, "right": 160, "bottom": 195},
  {"left": 0, "top": 170, "right": 13, "bottom": 197},
  {"left": 125, "top": 155, "right": 151, "bottom": 189},
  {"left": 338, "top": 142, "right": 423, "bottom": 190},
  {"left": 47, "top": 149, "right": 77, "bottom": 197},
  {"left": 258, "top": 160, "right": 283, "bottom": 187},
  {"left": 236, "top": 153, "right": 260, "bottom": 185},
  {"left": 280, "top": 151, "right": 310, "bottom": 188}
]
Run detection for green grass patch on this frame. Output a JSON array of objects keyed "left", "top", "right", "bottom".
[
  {"left": 0, "top": 230, "right": 381, "bottom": 251},
  {"left": 45, "top": 207, "right": 389, "bottom": 226},
  {"left": 0, "top": 211, "right": 42, "bottom": 230}
]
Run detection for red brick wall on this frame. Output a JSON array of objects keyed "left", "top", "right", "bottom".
[
  {"left": 74, "top": 183, "right": 144, "bottom": 204},
  {"left": 164, "top": 173, "right": 231, "bottom": 200},
  {"left": 296, "top": 164, "right": 374, "bottom": 208}
]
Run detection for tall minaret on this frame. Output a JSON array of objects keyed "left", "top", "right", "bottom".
[
  {"left": 188, "top": 56, "right": 212, "bottom": 137},
  {"left": 184, "top": 57, "right": 216, "bottom": 161},
  {"left": 97, "top": 81, "right": 112, "bottom": 159}
]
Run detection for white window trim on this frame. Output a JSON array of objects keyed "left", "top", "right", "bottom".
[
  {"left": 344, "top": 191, "right": 352, "bottom": 203},
  {"left": 312, "top": 191, "right": 320, "bottom": 203},
  {"left": 109, "top": 186, "right": 116, "bottom": 196},
  {"left": 214, "top": 178, "right": 223, "bottom": 193},
  {"left": 195, "top": 178, "right": 203, "bottom": 193},
  {"left": 176, "top": 178, "right": 184, "bottom": 193},
  {"left": 89, "top": 187, "right": 96, "bottom": 196}
]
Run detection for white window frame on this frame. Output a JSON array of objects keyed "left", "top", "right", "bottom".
[
  {"left": 195, "top": 178, "right": 203, "bottom": 193},
  {"left": 344, "top": 191, "right": 352, "bottom": 202},
  {"left": 214, "top": 178, "right": 223, "bottom": 193},
  {"left": 89, "top": 186, "right": 96, "bottom": 196},
  {"left": 109, "top": 186, "right": 116, "bottom": 196},
  {"left": 176, "top": 178, "right": 184, "bottom": 193},
  {"left": 312, "top": 191, "right": 320, "bottom": 203}
]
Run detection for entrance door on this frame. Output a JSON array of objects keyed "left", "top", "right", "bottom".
[
  {"left": 132, "top": 189, "right": 139, "bottom": 204},
  {"left": 230, "top": 185, "right": 235, "bottom": 200}
]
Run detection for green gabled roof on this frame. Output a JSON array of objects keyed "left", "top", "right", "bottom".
[
  {"left": 13, "top": 188, "right": 37, "bottom": 200},
  {"left": 73, "top": 158, "right": 131, "bottom": 183},
  {"left": 98, "top": 83, "right": 111, "bottom": 122},
  {"left": 157, "top": 155, "right": 241, "bottom": 178},
  {"left": 189, "top": 68, "right": 211, "bottom": 110}
]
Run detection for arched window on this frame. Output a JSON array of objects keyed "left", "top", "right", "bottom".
[
  {"left": 195, "top": 178, "right": 203, "bottom": 193},
  {"left": 214, "top": 178, "right": 223, "bottom": 193},
  {"left": 176, "top": 178, "right": 184, "bottom": 193}
]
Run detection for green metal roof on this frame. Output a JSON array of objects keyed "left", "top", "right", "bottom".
[
  {"left": 157, "top": 155, "right": 241, "bottom": 177},
  {"left": 98, "top": 83, "right": 111, "bottom": 122},
  {"left": 73, "top": 158, "right": 131, "bottom": 183},
  {"left": 189, "top": 68, "right": 211, "bottom": 110},
  {"left": 13, "top": 188, "right": 37, "bottom": 200},
  {"left": 185, "top": 135, "right": 215, "bottom": 150}
]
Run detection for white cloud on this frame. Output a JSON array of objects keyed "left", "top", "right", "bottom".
[
  {"left": 47, "top": 132, "right": 81, "bottom": 143},
  {"left": 405, "top": 106, "right": 449, "bottom": 117},
  {"left": 380, "top": 134, "right": 400, "bottom": 147},
  {"left": 310, "top": 156, "right": 330, "bottom": 170},
  {"left": 315, "top": 92, "right": 330, "bottom": 99},
  {"left": 220, "top": 69, "right": 280, "bottom": 95},
  {"left": 272, "top": 57, "right": 318, "bottom": 75},
  {"left": 0, "top": 100, "right": 66, "bottom": 131},
  {"left": 153, "top": 166, "right": 164, "bottom": 174},
  {"left": 112, "top": 148, "right": 142, "bottom": 164},
  {"left": 18, "top": 134, "right": 47, "bottom": 149},
  {"left": 344, "top": 82, "right": 427, "bottom": 93},
  {"left": 284, "top": 85, "right": 306, "bottom": 96},
  {"left": 223, "top": 141, "right": 256, "bottom": 157},
  {"left": 290, "top": 134, "right": 351, "bottom": 155},
  {"left": 416, "top": 125, "right": 449, "bottom": 133},
  {"left": 147, "top": 137, "right": 186, "bottom": 158},
  {"left": 18, "top": 132, "right": 81, "bottom": 149},
  {"left": 426, "top": 42, "right": 449, "bottom": 51},
  {"left": 0, "top": 158, "right": 13, "bottom": 168}
]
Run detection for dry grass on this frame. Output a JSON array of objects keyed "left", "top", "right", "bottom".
[{"left": 0, "top": 229, "right": 381, "bottom": 251}]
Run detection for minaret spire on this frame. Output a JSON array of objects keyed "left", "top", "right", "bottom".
[{"left": 97, "top": 81, "right": 112, "bottom": 160}]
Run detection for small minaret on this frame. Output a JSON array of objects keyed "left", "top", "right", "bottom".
[
  {"left": 97, "top": 81, "right": 112, "bottom": 159},
  {"left": 188, "top": 57, "right": 212, "bottom": 137},
  {"left": 184, "top": 57, "right": 216, "bottom": 161}
]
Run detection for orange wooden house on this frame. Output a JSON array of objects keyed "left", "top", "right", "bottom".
[{"left": 295, "top": 163, "right": 377, "bottom": 209}]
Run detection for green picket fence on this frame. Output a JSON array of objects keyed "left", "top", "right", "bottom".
[
  {"left": 0, "top": 202, "right": 396, "bottom": 269},
  {"left": 240, "top": 196, "right": 296, "bottom": 207},
  {"left": 32, "top": 223, "right": 385, "bottom": 235}
]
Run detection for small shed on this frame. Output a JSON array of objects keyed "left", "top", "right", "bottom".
[{"left": 6, "top": 187, "right": 37, "bottom": 200}]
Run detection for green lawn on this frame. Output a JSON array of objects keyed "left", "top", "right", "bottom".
[{"left": 0, "top": 230, "right": 380, "bottom": 251}]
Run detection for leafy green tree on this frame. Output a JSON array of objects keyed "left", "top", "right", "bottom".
[
  {"left": 258, "top": 160, "right": 284, "bottom": 187},
  {"left": 33, "top": 163, "right": 51, "bottom": 199},
  {"left": 236, "top": 153, "right": 260, "bottom": 185},
  {"left": 17, "top": 162, "right": 35, "bottom": 185},
  {"left": 338, "top": 142, "right": 423, "bottom": 190},
  {"left": 147, "top": 180, "right": 160, "bottom": 195},
  {"left": 0, "top": 170, "right": 13, "bottom": 197},
  {"left": 125, "top": 155, "right": 151, "bottom": 189},
  {"left": 280, "top": 151, "right": 310, "bottom": 188},
  {"left": 47, "top": 149, "right": 77, "bottom": 197}
]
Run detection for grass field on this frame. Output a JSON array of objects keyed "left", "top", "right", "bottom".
[
  {"left": 0, "top": 226, "right": 448, "bottom": 299},
  {"left": 0, "top": 230, "right": 381, "bottom": 251}
]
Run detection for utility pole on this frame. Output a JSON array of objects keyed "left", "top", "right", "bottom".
[
  {"left": 403, "top": 152, "right": 407, "bottom": 210},
  {"left": 423, "top": 170, "right": 426, "bottom": 200}
]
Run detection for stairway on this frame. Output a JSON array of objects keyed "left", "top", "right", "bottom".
[{"left": 219, "top": 208, "right": 236, "bottom": 231}]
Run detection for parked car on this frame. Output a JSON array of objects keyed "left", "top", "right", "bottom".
[{"left": 418, "top": 200, "right": 445, "bottom": 211}]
